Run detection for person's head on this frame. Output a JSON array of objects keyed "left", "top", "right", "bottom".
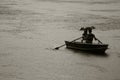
[
  {"left": 91, "top": 26, "right": 95, "bottom": 29},
  {"left": 80, "top": 27, "right": 85, "bottom": 31},
  {"left": 89, "top": 29, "right": 92, "bottom": 33}
]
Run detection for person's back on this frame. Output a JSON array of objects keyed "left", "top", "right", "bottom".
[
  {"left": 86, "top": 33, "right": 95, "bottom": 43},
  {"left": 80, "top": 26, "right": 96, "bottom": 43},
  {"left": 81, "top": 28, "right": 88, "bottom": 43},
  {"left": 86, "top": 29, "right": 97, "bottom": 43}
]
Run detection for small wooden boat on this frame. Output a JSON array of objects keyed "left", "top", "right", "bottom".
[{"left": 65, "top": 41, "right": 108, "bottom": 53}]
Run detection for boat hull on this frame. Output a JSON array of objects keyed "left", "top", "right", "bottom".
[{"left": 65, "top": 41, "right": 108, "bottom": 53}]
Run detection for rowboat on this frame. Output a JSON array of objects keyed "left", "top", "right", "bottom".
[{"left": 65, "top": 41, "right": 108, "bottom": 53}]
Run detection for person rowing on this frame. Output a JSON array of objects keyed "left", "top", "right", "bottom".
[
  {"left": 85, "top": 28, "right": 97, "bottom": 43},
  {"left": 80, "top": 26, "right": 95, "bottom": 43},
  {"left": 80, "top": 27, "right": 87, "bottom": 43}
]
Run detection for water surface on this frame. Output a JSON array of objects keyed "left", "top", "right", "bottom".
[{"left": 0, "top": 0, "right": 120, "bottom": 80}]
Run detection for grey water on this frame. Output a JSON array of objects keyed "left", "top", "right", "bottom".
[{"left": 0, "top": 0, "right": 120, "bottom": 80}]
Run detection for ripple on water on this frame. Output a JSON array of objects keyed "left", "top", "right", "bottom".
[{"left": 76, "top": 63, "right": 107, "bottom": 72}]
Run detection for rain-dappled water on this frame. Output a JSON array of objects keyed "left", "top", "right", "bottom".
[{"left": 0, "top": 0, "right": 120, "bottom": 80}]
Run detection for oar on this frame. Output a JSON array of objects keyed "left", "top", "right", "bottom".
[
  {"left": 96, "top": 38, "right": 103, "bottom": 44},
  {"left": 54, "top": 37, "right": 82, "bottom": 50}
]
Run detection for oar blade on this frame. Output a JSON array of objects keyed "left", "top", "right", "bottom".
[{"left": 54, "top": 47, "right": 60, "bottom": 50}]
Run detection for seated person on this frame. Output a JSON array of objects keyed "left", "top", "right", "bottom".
[
  {"left": 80, "top": 26, "right": 95, "bottom": 43},
  {"left": 81, "top": 28, "right": 87, "bottom": 43},
  {"left": 85, "top": 29, "right": 97, "bottom": 43}
]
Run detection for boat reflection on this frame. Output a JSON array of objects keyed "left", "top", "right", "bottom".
[{"left": 66, "top": 48, "right": 109, "bottom": 57}]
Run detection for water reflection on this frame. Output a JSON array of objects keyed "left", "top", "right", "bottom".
[{"left": 66, "top": 48, "right": 109, "bottom": 57}]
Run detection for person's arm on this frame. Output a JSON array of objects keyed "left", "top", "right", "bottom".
[
  {"left": 93, "top": 34, "right": 102, "bottom": 44},
  {"left": 93, "top": 34, "right": 97, "bottom": 40}
]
